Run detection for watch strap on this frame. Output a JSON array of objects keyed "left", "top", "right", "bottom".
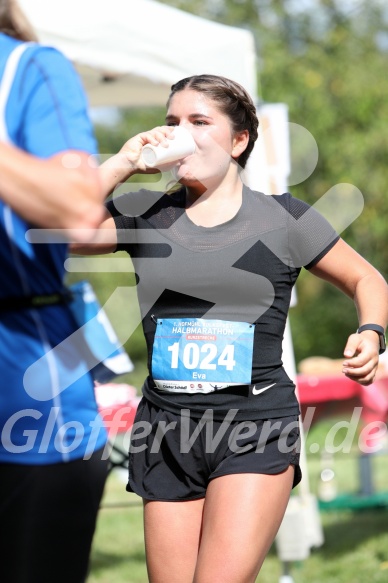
[{"left": 357, "top": 324, "right": 386, "bottom": 355}]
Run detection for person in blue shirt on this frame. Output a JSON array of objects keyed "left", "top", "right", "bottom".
[{"left": 0, "top": 2, "right": 108, "bottom": 582}]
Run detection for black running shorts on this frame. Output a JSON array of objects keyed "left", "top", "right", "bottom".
[{"left": 126, "top": 398, "right": 301, "bottom": 501}]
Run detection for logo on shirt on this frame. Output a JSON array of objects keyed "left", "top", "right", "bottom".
[{"left": 252, "top": 383, "right": 276, "bottom": 395}]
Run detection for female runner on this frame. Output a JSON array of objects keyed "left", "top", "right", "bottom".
[{"left": 74, "top": 74, "right": 387, "bottom": 583}]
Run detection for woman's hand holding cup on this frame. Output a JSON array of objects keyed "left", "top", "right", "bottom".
[{"left": 118, "top": 126, "right": 176, "bottom": 175}]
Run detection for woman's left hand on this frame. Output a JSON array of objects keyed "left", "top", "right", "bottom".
[{"left": 342, "top": 331, "right": 380, "bottom": 385}]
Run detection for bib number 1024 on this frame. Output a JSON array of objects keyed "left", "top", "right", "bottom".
[{"left": 168, "top": 342, "right": 236, "bottom": 371}]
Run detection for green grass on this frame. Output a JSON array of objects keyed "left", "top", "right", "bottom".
[
  {"left": 88, "top": 417, "right": 388, "bottom": 583},
  {"left": 88, "top": 474, "right": 147, "bottom": 583}
]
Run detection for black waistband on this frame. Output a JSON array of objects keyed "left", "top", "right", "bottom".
[{"left": 0, "top": 290, "right": 73, "bottom": 311}]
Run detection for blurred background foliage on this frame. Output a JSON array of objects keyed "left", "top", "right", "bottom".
[{"left": 87, "top": 0, "right": 388, "bottom": 375}]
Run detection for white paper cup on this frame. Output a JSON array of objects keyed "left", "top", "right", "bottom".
[{"left": 141, "top": 126, "right": 196, "bottom": 169}]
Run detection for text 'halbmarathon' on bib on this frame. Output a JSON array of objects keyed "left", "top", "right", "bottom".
[{"left": 151, "top": 318, "right": 254, "bottom": 393}]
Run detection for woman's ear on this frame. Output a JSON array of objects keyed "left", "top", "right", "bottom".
[{"left": 231, "top": 130, "right": 249, "bottom": 161}]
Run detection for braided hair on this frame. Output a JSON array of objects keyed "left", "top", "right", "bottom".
[{"left": 167, "top": 74, "right": 259, "bottom": 169}]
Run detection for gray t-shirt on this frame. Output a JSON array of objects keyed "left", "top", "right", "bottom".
[{"left": 106, "top": 184, "right": 339, "bottom": 420}]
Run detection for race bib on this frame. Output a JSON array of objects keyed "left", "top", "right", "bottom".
[{"left": 151, "top": 318, "right": 254, "bottom": 393}]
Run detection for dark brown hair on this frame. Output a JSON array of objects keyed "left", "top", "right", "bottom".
[
  {"left": 167, "top": 74, "right": 259, "bottom": 169},
  {"left": 0, "top": 0, "right": 37, "bottom": 42}
]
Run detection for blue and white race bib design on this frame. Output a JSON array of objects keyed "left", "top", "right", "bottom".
[{"left": 152, "top": 318, "right": 254, "bottom": 393}]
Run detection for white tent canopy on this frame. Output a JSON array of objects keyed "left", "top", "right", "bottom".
[{"left": 20, "top": 0, "right": 258, "bottom": 107}]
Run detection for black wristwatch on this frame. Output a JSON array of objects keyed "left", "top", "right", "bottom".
[{"left": 357, "top": 324, "right": 386, "bottom": 355}]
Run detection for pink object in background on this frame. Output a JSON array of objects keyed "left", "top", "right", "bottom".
[{"left": 95, "top": 383, "right": 140, "bottom": 437}]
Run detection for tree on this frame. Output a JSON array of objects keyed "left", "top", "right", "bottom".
[{"left": 254, "top": 1, "right": 388, "bottom": 361}]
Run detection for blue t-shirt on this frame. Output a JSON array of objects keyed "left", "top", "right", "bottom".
[{"left": 0, "top": 34, "right": 107, "bottom": 464}]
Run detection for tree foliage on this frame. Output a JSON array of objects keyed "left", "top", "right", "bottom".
[
  {"left": 94, "top": 0, "right": 388, "bottom": 365},
  {"left": 250, "top": 0, "right": 388, "bottom": 362}
]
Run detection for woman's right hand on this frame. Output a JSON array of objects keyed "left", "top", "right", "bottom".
[
  {"left": 118, "top": 125, "right": 176, "bottom": 174},
  {"left": 99, "top": 126, "right": 175, "bottom": 196}
]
